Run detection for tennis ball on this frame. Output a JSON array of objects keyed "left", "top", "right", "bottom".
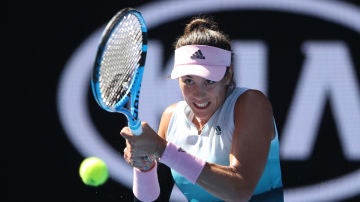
[{"left": 79, "top": 156, "right": 109, "bottom": 187}]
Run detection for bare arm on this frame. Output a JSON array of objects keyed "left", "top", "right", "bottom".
[
  {"left": 195, "top": 90, "right": 274, "bottom": 201},
  {"left": 158, "top": 103, "right": 177, "bottom": 140}
]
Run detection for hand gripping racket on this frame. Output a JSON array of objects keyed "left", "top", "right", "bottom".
[{"left": 91, "top": 8, "right": 147, "bottom": 136}]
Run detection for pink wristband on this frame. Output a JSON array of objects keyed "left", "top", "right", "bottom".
[
  {"left": 133, "top": 162, "right": 160, "bottom": 202},
  {"left": 159, "top": 142, "right": 206, "bottom": 183}
]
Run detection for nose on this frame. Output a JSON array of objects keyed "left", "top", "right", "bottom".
[{"left": 193, "top": 83, "right": 206, "bottom": 97}]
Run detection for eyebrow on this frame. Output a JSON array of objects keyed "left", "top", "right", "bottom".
[{"left": 181, "top": 75, "right": 194, "bottom": 79}]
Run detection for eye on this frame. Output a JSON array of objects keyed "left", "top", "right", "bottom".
[
  {"left": 183, "top": 78, "right": 194, "bottom": 85},
  {"left": 205, "top": 80, "right": 216, "bottom": 85}
]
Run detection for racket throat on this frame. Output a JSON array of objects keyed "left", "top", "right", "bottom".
[{"left": 129, "top": 119, "right": 142, "bottom": 136}]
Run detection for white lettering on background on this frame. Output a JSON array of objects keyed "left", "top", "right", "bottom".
[{"left": 281, "top": 41, "right": 360, "bottom": 160}]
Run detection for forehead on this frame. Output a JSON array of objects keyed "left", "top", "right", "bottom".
[
  {"left": 179, "top": 75, "right": 226, "bottom": 85},
  {"left": 180, "top": 75, "right": 211, "bottom": 81}
]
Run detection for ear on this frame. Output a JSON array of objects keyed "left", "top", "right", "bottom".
[{"left": 225, "top": 66, "right": 233, "bottom": 85}]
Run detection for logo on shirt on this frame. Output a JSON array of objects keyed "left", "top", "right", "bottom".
[
  {"left": 215, "top": 126, "right": 222, "bottom": 135},
  {"left": 178, "top": 147, "right": 186, "bottom": 152}
]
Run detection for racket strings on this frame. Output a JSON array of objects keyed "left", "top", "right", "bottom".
[{"left": 99, "top": 14, "right": 143, "bottom": 108}]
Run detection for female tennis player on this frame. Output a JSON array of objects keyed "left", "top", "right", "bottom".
[{"left": 121, "top": 16, "right": 283, "bottom": 202}]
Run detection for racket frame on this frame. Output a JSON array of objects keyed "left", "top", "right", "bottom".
[{"left": 91, "top": 8, "right": 148, "bottom": 135}]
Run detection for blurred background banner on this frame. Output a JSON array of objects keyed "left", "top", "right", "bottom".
[{"left": 23, "top": 0, "right": 359, "bottom": 201}]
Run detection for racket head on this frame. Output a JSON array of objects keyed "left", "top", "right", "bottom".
[{"left": 91, "top": 7, "right": 147, "bottom": 130}]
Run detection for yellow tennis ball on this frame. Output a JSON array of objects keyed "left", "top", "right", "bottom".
[{"left": 79, "top": 157, "right": 109, "bottom": 187}]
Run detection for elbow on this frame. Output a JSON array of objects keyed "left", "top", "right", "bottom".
[
  {"left": 224, "top": 186, "right": 253, "bottom": 202},
  {"left": 224, "top": 168, "right": 257, "bottom": 201},
  {"left": 218, "top": 176, "right": 254, "bottom": 201}
]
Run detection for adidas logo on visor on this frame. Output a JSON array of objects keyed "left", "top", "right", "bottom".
[{"left": 191, "top": 50, "right": 205, "bottom": 59}]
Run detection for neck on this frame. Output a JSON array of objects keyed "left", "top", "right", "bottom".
[{"left": 193, "top": 117, "right": 207, "bottom": 134}]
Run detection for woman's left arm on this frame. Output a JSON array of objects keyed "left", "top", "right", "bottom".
[{"left": 196, "top": 89, "right": 274, "bottom": 201}]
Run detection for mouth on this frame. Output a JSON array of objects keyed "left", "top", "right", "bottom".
[{"left": 194, "top": 102, "right": 210, "bottom": 109}]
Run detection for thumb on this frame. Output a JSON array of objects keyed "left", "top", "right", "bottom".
[{"left": 120, "top": 127, "right": 133, "bottom": 139}]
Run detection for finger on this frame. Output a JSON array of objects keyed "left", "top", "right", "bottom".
[
  {"left": 140, "top": 157, "right": 156, "bottom": 171},
  {"left": 131, "top": 158, "right": 155, "bottom": 170},
  {"left": 120, "top": 127, "right": 133, "bottom": 139},
  {"left": 123, "top": 148, "right": 128, "bottom": 157},
  {"left": 125, "top": 144, "right": 148, "bottom": 157},
  {"left": 143, "top": 155, "right": 155, "bottom": 163},
  {"left": 123, "top": 149, "right": 131, "bottom": 163},
  {"left": 124, "top": 148, "right": 143, "bottom": 165}
]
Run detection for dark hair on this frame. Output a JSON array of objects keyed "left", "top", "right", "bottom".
[
  {"left": 174, "top": 16, "right": 236, "bottom": 92},
  {"left": 174, "top": 16, "right": 231, "bottom": 51}
]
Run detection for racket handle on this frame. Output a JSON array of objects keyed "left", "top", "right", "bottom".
[{"left": 130, "top": 119, "right": 143, "bottom": 136}]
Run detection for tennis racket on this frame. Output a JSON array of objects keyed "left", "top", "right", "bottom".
[{"left": 91, "top": 7, "right": 147, "bottom": 136}]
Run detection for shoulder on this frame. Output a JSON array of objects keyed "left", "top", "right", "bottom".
[
  {"left": 234, "top": 89, "right": 273, "bottom": 120},
  {"left": 162, "top": 103, "right": 178, "bottom": 119},
  {"left": 235, "top": 89, "right": 271, "bottom": 108},
  {"left": 158, "top": 102, "right": 179, "bottom": 138}
]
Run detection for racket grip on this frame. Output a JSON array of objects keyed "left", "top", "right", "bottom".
[{"left": 130, "top": 119, "right": 143, "bottom": 136}]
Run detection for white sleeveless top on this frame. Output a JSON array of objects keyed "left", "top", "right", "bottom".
[{"left": 166, "top": 87, "right": 283, "bottom": 201}]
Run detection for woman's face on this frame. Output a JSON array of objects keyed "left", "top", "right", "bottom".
[{"left": 179, "top": 73, "right": 230, "bottom": 123}]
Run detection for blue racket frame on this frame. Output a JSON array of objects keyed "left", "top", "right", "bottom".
[{"left": 91, "top": 8, "right": 148, "bottom": 135}]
